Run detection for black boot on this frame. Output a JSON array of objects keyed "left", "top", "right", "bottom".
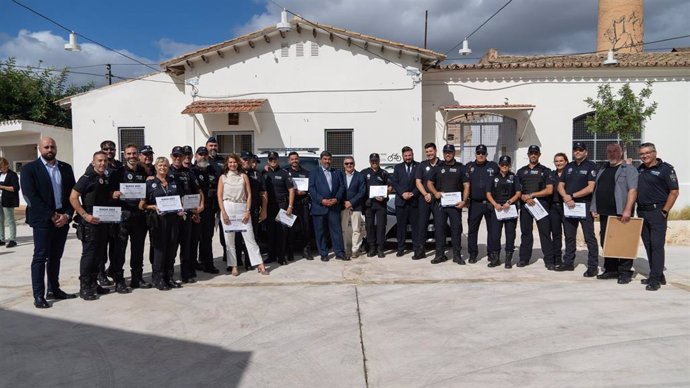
[
  {"left": 504, "top": 252, "right": 513, "bottom": 269},
  {"left": 97, "top": 272, "right": 113, "bottom": 286},
  {"left": 166, "top": 271, "right": 182, "bottom": 289},
  {"left": 153, "top": 273, "right": 170, "bottom": 291},
  {"left": 91, "top": 274, "right": 110, "bottom": 295},
  {"left": 79, "top": 277, "right": 98, "bottom": 301},
  {"left": 487, "top": 252, "right": 500, "bottom": 267},
  {"left": 303, "top": 247, "right": 313, "bottom": 260},
  {"left": 130, "top": 271, "right": 153, "bottom": 289},
  {"left": 377, "top": 247, "right": 385, "bottom": 258}
]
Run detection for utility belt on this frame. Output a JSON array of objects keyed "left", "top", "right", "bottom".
[
  {"left": 637, "top": 203, "right": 663, "bottom": 211},
  {"left": 471, "top": 199, "right": 488, "bottom": 204}
]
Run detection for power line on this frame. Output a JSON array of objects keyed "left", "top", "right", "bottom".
[
  {"left": 444, "top": 0, "right": 513, "bottom": 55},
  {"left": 0, "top": 63, "right": 188, "bottom": 86}
]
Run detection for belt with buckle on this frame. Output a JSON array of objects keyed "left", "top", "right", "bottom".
[{"left": 638, "top": 203, "right": 663, "bottom": 211}]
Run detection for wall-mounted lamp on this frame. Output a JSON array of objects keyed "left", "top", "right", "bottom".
[
  {"left": 603, "top": 49, "right": 618, "bottom": 65},
  {"left": 458, "top": 39, "right": 472, "bottom": 55},
  {"left": 276, "top": 9, "right": 291, "bottom": 32},
  {"left": 64, "top": 31, "right": 81, "bottom": 52}
]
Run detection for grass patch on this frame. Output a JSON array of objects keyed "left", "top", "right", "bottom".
[{"left": 669, "top": 206, "right": 690, "bottom": 220}]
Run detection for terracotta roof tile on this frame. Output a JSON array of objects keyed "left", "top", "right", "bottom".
[{"left": 181, "top": 99, "right": 266, "bottom": 114}]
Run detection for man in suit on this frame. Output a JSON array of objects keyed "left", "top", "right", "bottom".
[
  {"left": 309, "top": 151, "right": 346, "bottom": 261},
  {"left": 390, "top": 146, "right": 419, "bottom": 257},
  {"left": 20, "top": 137, "right": 77, "bottom": 308},
  {"left": 341, "top": 156, "right": 366, "bottom": 258}
]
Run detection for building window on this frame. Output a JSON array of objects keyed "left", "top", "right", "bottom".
[
  {"left": 572, "top": 112, "right": 642, "bottom": 167},
  {"left": 325, "top": 129, "right": 353, "bottom": 170},
  {"left": 446, "top": 113, "right": 516, "bottom": 164},
  {"left": 296, "top": 42, "right": 304, "bottom": 57},
  {"left": 310, "top": 42, "right": 319, "bottom": 56},
  {"left": 281, "top": 43, "right": 289, "bottom": 57},
  {"left": 118, "top": 127, "right": 145, "bottom": 160},
  {"left": 215, "top": 132, "right": 253, "bottom": 157},
  {"left": 228, "top": 113, "right": 239, "bottom": 125}
]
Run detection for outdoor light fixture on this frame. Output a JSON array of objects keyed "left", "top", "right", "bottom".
[
  {"left": 276, "top": 9, "right": 291, "bottom": 32},
  {"left": 64, "top": 31, "right": 81, "bottom": 52},
  {"left": 603, "top": 49, "right": 618, "bottom": 65},
  {"left": 458, "top": 39, "right": 472, "bottom": 55}
]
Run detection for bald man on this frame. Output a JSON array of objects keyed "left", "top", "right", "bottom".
[{"left": 20, "top": 138, "right": 77, "bottom": 308}]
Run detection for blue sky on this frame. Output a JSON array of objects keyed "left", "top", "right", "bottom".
[{"left": 2, "top": 0, "right": 688, "bottom": 86}]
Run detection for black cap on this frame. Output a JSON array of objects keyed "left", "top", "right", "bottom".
[
  {"left": 206, "top": 136, "right": 218, "bottom": 144},
  {"left": 182, "top": 146, "right": 193, "bottom": 156},
  {"left": 241, "top": 151, "right": 253, "bottom": 159},
  {"left": 139, "top": 145, "right": 153, "bottom": 154},
  {"left": 442, "top": 144, "right": 455, "bottom": 153},
  {"left": 369, "top": 153, "right": 380, "bottom": 161},
  {"left": 475, "top": 144, "right": 487, "bottom": 153},
  {"left": 528, "top": 145, "right": 541, "bottom": 154},
  {"left": 499, "top": 155, "right": 512, "bottom": 165},
  {"left": 171, "top": 146, "right": 184, "bottom": 156},
  {"left": 573, "top": 141, "right": 587, "bottom": 150},
  {"left": 267, "top": 151, "right": 279, "bottom": 160},
  {"left": 195, "top": 146, "right": 208, "bottom": 155}
]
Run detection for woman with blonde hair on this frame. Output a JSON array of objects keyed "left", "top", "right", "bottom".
[
  {"left": 0, "top": 157, "right": 19, "bottom": 248},
  {"left": 217, "top": 153, "right": 268, "bottom": 276}
]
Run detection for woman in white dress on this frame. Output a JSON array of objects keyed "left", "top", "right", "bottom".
[{"left": 217, "top": 153, "right": 268, "bottom": 276}]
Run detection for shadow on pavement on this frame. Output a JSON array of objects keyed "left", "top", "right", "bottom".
[{"left": 0, "top": 308, "right": 251, "bottom": 387}]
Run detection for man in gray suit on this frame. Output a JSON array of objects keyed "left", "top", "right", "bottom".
[{"left": 591, "top": 143, "right": 638, "bottom": 284}]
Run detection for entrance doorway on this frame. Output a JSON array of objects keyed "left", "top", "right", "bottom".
[{"left": 446, "top": 113, "right": 517, "bottom": 164}]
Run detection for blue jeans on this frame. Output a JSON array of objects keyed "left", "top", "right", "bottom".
[{"left": 30, "top": 224, "right": 70, "bottom": 298}]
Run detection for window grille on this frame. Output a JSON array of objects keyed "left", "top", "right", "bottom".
[
  {"left": 572, "top": 112, "right": 642, "bottom": 167},
  {"left": 296, "top": 42, "right": 304, "bottom": 57},
  {"left": 118, "top": 127, "right": 145, "bottom": 160},
  {"left": 310, "top": 42, "right": 319, "bottom": 56},
  {"left": 325, "top": 129, "right": 353, "bottom": 170},
  {"left": 281, "top": 43, "right": 289, "bottom": 57}
]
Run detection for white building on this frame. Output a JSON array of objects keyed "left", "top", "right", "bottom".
[{"left": 60, "top": 18, "right": 690, "bottom": 206}]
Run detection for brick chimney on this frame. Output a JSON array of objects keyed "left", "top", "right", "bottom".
[{"left": 597, "top": 0, "right": 644, "bottom": 53}]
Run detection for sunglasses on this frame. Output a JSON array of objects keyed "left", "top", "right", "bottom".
[
  {"left": 344, "top": 162, "right": 354, "bottom": 165},
  {"left": 476, "top": 151, "right": 487, "bottom": 156}
]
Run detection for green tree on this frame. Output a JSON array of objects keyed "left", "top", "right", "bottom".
[
  {"left": 584, "top": 82, "right": 658, "bottom": 145},
  {"left": 0, "top": 57, "right": 94, "bottom": 128}
]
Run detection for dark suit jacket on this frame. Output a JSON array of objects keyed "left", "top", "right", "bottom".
[
  {"left": 344, "top": 171, "right": 366, "bottom": 212},
  {"left": 0, "top": 169, "right": 20, "bottom": 208},
  {"left": 390, "top": 161, "right": 420, "bottom": 207},
  {"left": 20, "top": 158, "right": 76, "bottom": 227},
  {"left": 309, "top": 165, "right": 345, "bottom": 215}
]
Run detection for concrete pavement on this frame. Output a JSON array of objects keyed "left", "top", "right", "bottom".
[{"left": 1, "top": 221, "right": 689, "bottom": 387}]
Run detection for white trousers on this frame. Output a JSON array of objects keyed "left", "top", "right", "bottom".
[
  {"left": 341, "top": 209, "right": 364, "bottom": 255},
  {"left": 223, "top": 201, "right": 263, "bottom": 267}
]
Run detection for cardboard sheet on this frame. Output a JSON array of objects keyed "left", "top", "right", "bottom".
[{"left": 602, "top": 217, "right": 643, "bottom": 259}]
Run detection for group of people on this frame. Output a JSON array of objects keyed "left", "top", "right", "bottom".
[{"left": 20, "top": 136, "right": 679, "bottom": 308}]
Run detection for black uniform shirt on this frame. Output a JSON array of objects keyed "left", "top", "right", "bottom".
[
  {"left": 210, "top": 155, "right": 225, "bottom": 174},
  {"left": 286, "top": 165, "right": 311, "bottom": 204},
  {"left": 429, "top": 161, "right": 467, "bottom": 193},
  {"left": 145, "top": 175, "right": 181, "bottom": 205},
  {"left": 415, "top": 157, "right": 441, "bottom": 188},
  {"left": 595, "top": 164, "right": 619, "bottom": 215},
  {"left": 550, "top": 170, "right": 564, "bottom": 203},
  {"left": 113, "top": 163, "right": 148, "bottom": 211},
  {"left": 637, "top": 159, "right": 679, "bottom": 205},
  {"left": 192, "top": 163, "right": 220, "bottom": 211},
  {"left": 466, "top": 160, "right": 499, "bottom": 201},
  {"left": 561, "top": 160, "right": 597, "bottom": 201},
  {"left": 73, "top": 172, "right": 113, "bottom": 213},
  {"left": 85, "top": 159, "right": 122, "bottom": 179},
  {"left": 169, "top": 165, "right": 199, "bottom": 196},
  {"left": 516, "top": 163, "right": 552, "bottom": 195},
  {"left": 489, "top": 172, "right": 521, "bottom": 204},
  {"left": 247, "top": 168, "right": 266, "bottom": 210},
  {"left": 361, "top": 167, "right": 390, "bottom": 204},
  {"left": 263, "top": 166, "right": 293, "bottom": 205}
]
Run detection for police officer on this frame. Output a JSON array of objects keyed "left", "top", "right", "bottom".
[
  {"left": 113, "top": 144, "right": 151, "bottom": 289},
  {"left": 465, "top": 144, "right": 499, "bottom": 263},
  {"left": 636, "top": 142, "right": 679, "bottom": 291},
  {"left": 235, "top": 152, "right": 268, "bottom": 268},
  {"left": 362, "top": 153, "right": 390, "bottom": 258},
  {"left": 206, "top": 136, "right": 227, "bottom": 261},
  {"left": 263, "top": 151, "right": 294, "bottom": 265},
  {"left": 550, "top": 153, "right": 569, "bottom": 266},
  {"left": 486, "top": 155, "right": 521, "bottom": 268},
  {"left": 427, "top": 144, "right": 470, "bottom": 264},
  {"left": 516, "top": 145, "right": 555, "bottom": 269},
  {"left": 138, "top": 145, "right": 155, "bottom": 176},
  {"left": 69, "top": 151, "right": 121, "bottom": 299},
  {"left": 413, "top": 142, "right": 441, "bottom": 260},
  {"left": 169, "top": 146, "right": 204, "bottom": 284},
  {"left": 139, "top": 156, "right": 183, "bottom": 291},
  {"left": 556, "top": 141, "right": 598, "bottom": 276},
  {"left": 191, "top": 146, "right": 220, "bottom": 274},
  {"left": 390, "top": 146, "right": 419, "bottom": 257},
  {"left": 285, "top": 151, "right": 314, "bottom": 260}
]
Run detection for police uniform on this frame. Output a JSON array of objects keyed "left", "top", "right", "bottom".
[
  {"left": 428, "top": 156, "right": 467, "bottom": 263},
  {"left": 144, "top": 175, "right": 182, "bottom": 290},
  {"left": 74, "top": 171, "right": 116, "bottom": 299},
  {"left": 413, "top": 156, "right": 441, "bottom": 259},
  {"left": 263, "top": 155, "right": 294, "bottom": 264},
  {"left": 235, "top": 159, "right": 267, "bottom": 268},
  {"left": 549, "top": 169, "right": 565, "bottom": 266},
  {"left": 466, "top": 145, "right": 499, "bottom": 263},
  {"left": 487, "top": 157, "right": 521, "bottom": 268},
  {"left": 112, "top": 163, "right": 151, "bottom": 288},
  {"left": 361, "top": 159, "right": 389, "bottom": 257},
  {"left": 210, "top": 153, "right": 227, "bottom": 259},
  {"left": 516, "top": 160, "right": 554, "bottom": 267},
  {"left": 169, "top": 151, "right": 201, "bottom": 283},
  {"left": 286, "top": 163, "right": 314, "bottom": 259},
  {"left": 558, "top": 153, "right": 598, "bottom": 274},
  {"left": 637, "top": 158, "right": 678, "bottom": 289},
  {"left": 191, "top": 152, "right": 220, "bottom": 274}
]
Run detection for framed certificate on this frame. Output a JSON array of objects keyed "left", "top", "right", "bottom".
[
  {"left": 119, "top": 183, "right": 146, "bottom": 199},
  {"left": 222, "top": 219, "right": 248, "bottom": 232},
  {"left": 525, "top": 200, "right": 548, "bottom": 221},
  {"left": 441, "top": 192, "right": 462, "bottom": 207},
  {"left": 275, "top": 209, "right": 297, "bottom": 227},
  {"left": 495, "top": 205, "right": 518, "bottom": 220},
  {"left": 563, "top": 203, "right": 587, "bottom": 219},
  {"left": 155, "top": 196, "right": 183, "bottom": 214},
  {"left": 292, "top": 177, "right": 309, "bottom": 192},
  {"left": 182, "top": 194, "right": 201, "bottom": 210},
  {"left": 92, "top": 206, "right": 122, "bottom": 223},
  {"left": 369, "top": 185, "right": 388, "bottom": 198},
  {"left": 602, "top": 217, "right": 643, "bottom": 259}
]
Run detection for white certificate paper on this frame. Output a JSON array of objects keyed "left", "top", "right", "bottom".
[
  {"left": 369, "top": 185, "right": 388, "bottom": 198},
  {"left": 441, "top": 192, "right": 463, "bottom": 207},
  {"left": 292, "top": 177, "right": 309, "bottom": 192},
  {"left": 564, "top": 202, "right": 587, "bottom": 219},
  {"left": 276, "top": 209, "right": 297, "bottom": 227},
  {"left": 119, "top": 183, "right": 146, "bottom": 199},
  {"left": 182, "top": 194, "right": 201, "bottom": 210},
  {"left": 525, "top": 200, "right": 548, "bottom": 221},
  {"left": 155, "top": 196, "right": 183, "bottom": 214},
  {"left": 495, "top": 205, "right": 518, "bottom": 220},
  {"left": 222, "top": 218, "right": 248, "bottom": 232},
  {"left": 92, "top": 206, "right": 122, "bottom": 223}
]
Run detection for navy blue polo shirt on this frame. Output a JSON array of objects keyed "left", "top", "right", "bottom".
[
  {"left": 429, "top": 161, "right": 467, "bottom": 193},
  {"left": 145, "top": 175, "right": 181, "bottom": 205},
  {"left": 489, "top": 172, "right": 521, "bottom": 204},
  {"left": 113, "top": 164, "right": 148, "bottom": 211},
  {"left": 169, "top": 165, "right": 200, "bottom": 196},
  {"left": 466, "top": 160, "right": 499, "bottom": 201},
  {"left": 415, "top": 158, "right": 442, "bottom": 188},
  {"left": 263, "top": 166, "right": 293, "bottom": 205},
  {"left": 637, "top": 159, "right": 679, "bottom": 205},
  {"left": 515, "top": 163, "right": 552, "bottom": 195},
  {"left": 73, "top": 172, "right": 113, "bottom": 213},
  {"left": 560, "top": 160, "right": 597, "bottom": 201},
  {"left": 361, "top": 167, "right": 390, "bottom": 202}
]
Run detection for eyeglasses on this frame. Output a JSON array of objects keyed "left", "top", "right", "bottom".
[{"left": 344, "top": 162, "right": 354, "bottom": 165}]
